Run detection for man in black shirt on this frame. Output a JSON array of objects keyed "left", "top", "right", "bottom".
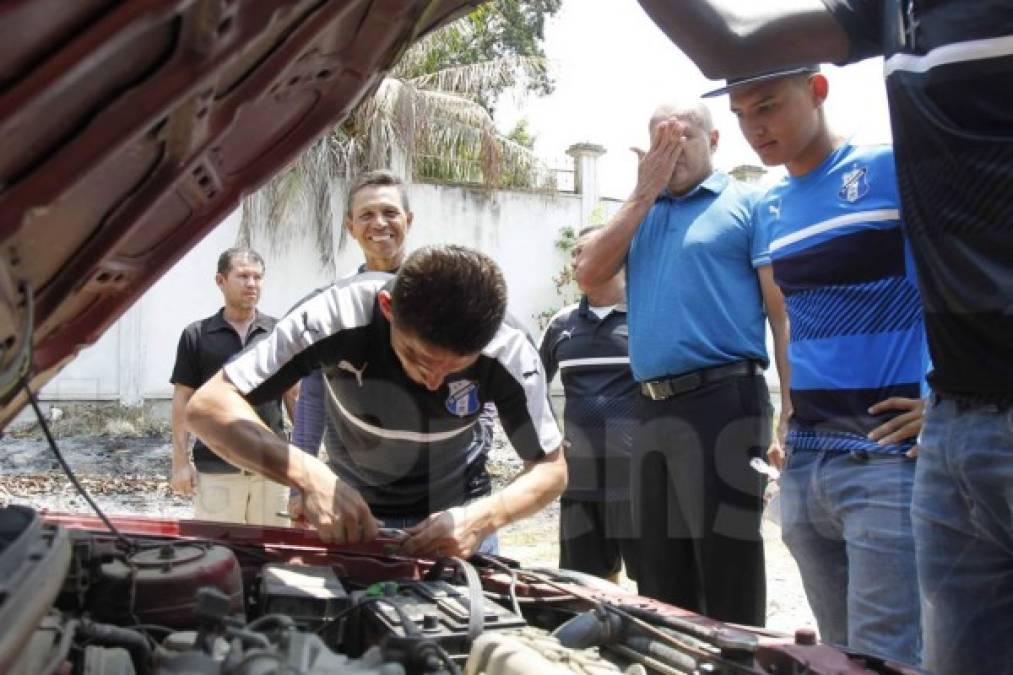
[
  {"left": 540, "top": 226, "right": 639, "bottom": 582},
  {"left": 186, "top": 245, "right": 566, "bottom": 558},
  {"left": 170, "top": 247, "right": 297, "bottom": 525},
  {"left": 632, "top": 1, "right": 1013, "bottom": 671}
]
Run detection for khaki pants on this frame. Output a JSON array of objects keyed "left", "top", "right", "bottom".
[{"left": 194, "top": 472, "right": 290, "bottom": 527}]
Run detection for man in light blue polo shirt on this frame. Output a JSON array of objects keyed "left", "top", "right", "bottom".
[{"left": 575, "top": 100, "right": 789, "bottom": 626}]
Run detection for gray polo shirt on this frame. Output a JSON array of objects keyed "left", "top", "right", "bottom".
[{"left": 224, "top": 274, "right": 561, "bottom": 518}]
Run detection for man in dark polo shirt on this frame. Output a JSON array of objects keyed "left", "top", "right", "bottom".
[
  {"left": 185, "top": 245, "right": 566, "bottom": 557},
  {"left": 170, "top": 247, "right": 297, "bottom": 526},
  {"left": 631, "top": 2, "right": 1012, "bottom": 671},
  {"left": 540, "top": 225, "right": 639, "bottom": 583}
]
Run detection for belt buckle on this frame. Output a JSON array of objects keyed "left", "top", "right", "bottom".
[{"left": 644, "top": 380, "right": 670, "bottom": 400}]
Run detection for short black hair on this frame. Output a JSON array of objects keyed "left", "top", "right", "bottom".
[
  {"left": 346, "top": 170, "right": 410, "bottom": 217},
  {"left": 217, "top": 247, "right": 264, "bottom": 276},
  {"left": 391, "top": 245, "right": 507, "bottom": 355},
  {"left": 577, "top": 225, "right": 602, "bottom": 238}
]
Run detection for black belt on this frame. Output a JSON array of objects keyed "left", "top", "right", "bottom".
[
  {"left": 935, "top": 391, "right": 1013, "bottom": 409},
  {"left": 640, "top": 361, "right": 763, "bottom": 401}
]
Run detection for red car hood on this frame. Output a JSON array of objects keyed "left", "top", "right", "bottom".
[{"left": 0, "top": 0, "right": 478, "bottom": 426}]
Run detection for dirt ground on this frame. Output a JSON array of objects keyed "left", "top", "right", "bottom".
[{"left": 0, "top": 417, "right": 816, "bottom": 636}]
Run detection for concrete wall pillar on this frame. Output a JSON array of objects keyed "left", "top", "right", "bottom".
[
  {"left": 117, "top": 300, "right": 145, "bottom": 407},
  {"left": 566, "top": 143, "right": 607, "bottom": 226}
]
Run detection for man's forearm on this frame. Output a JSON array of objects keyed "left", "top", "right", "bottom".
[
  {"left": 772, "top": 321, "right": 792, "bottom": 423},
  {"left": 187, "top": 370, "right": 322, "bottom": 491},
  {"left": 574, "top": 194, "right": 653, "bottom": 287},
  {"left": 759, "top": 267, "right": 792, "bottom": 427},
  {"left": 171, "top": 428, "right": 191, "bottom": 464},
  {"left": 283, "top": 383, "right": 299, "bottom": 423},
  {"left": 576, "top": 115, "right": 688, "bottom": 286},
  {"left": 636, "top": 0, "right": 850, "bottom": 78},
  {"left": 170, "top": 397, "right": 191, "bottom": 465},
  {"left": 470, "top": 448, "right": 567, "bottom": 536}
]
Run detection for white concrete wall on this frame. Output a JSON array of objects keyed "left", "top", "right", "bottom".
[
  {"left": 42, "top": 182, "right": 619, "bottom": 403},
  {"left": 41, "top": 176, "right": 784, "bottom": 407},
  {"left": 247, "top": 181, "right": 617, "bottom": 338}
]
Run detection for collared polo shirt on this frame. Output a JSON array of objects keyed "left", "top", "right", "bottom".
[
  {"left": 755, "top": 142, "right": 928, "bottom": 455},
  {"left": 822, "top": 0, "right": 1013, "bottom": 400},
  {"left": 170, "top": 309, "right": 285, "bottom": 473},
  {"left": 540, "top": 297, "right": 637, "bottom": 501},
  {"left": 225, "top": 274, "right": 561, "bottom": 519},
  {"left": 626, "top": 171, "right": 769, "bottom": 382},
  {"left": 290, "top": 264, "right": 496, "bottom": 508},
  {"left": 290, "top": 263, "right": 400, "bottom": 460}
]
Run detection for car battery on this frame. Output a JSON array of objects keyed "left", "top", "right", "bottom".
[
  {"left": 259, "top": 564, "right": 349, "bottom": 629},
  {"left": 352, "top": 580, "right": 526, "bottom": 658}
]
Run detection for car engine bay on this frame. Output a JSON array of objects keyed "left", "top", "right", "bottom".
[{"left": 0, "top": 504, "right": 918, "bottom": 675}]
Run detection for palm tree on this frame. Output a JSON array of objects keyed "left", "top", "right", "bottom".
[{"left": 240, "top": 17, "right": 553, "bottom": 269}]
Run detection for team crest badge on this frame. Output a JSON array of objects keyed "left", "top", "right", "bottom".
[
  {"left": 445, "top": 378, "right": 480, "bottom": 417},
  {"left": 839, "top": 165, "right": 870, "bottom": 203},
  {"left": 767, "top": 198, "right": 781, "bottom": 219}
]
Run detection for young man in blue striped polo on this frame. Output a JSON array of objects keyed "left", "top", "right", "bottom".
[{"left": 717, "top": 68, "right": 928, "bottom": 665}]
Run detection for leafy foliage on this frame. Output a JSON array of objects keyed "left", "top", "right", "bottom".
[
  {"left": 241, "top": 1, "right": 563, "bottom": 269},
  {"left": 402, "top": 0, "right": 562, "bottom": 109}
]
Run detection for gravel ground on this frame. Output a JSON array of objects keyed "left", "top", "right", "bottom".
[{"left": 0, "top": 423, "right": 815, "bottom": 635}]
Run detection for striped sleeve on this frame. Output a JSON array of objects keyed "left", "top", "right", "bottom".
[
  {"left": 291, "top": 369, "right": 326, "bottom": 455},
  {"left": 538, "top": 320, "right": 559, "bottom": 383},
  {"left": 538, "top": 303, "right": 576, "bottom": 383},
  {"left": 224, "top": 277, "right": 385, "bottom": 404},
  {"left": 483, "top": 322, "right": 563, "bottom": 460}
]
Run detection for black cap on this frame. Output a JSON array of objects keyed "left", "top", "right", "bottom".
[{"left": 702, "top": 65, "right": 820, "bottom": 98}]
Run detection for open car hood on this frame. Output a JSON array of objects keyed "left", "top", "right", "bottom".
[{"left": 0, "top": 0, "right": 478, "bottom": 426}]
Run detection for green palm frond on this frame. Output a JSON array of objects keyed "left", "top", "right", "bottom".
[
  {"left": 408, "top": 55, "right": 547, "bottom": 98},
  {"left": 242, "top": 7, "right": 556, "bottom": 264}
]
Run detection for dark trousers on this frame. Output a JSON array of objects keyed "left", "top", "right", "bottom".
[
  {"left": 631, "top": 373, "right": 770, "bottom": 626},
  {"left": 559, "top": 497, "right": 639, "bottom": 580}
]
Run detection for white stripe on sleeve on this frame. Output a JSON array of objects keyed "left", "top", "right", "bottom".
[
  {"left": 558, "top": 356, "right": 631, "bottom": 369},
  {"left": 224, "top": 277, "right": 385, "bottom": 395},
  {"left": 483, "top": 323, "right": 563, "bottom": 454},
  {"left": 769, "top": 209, "right": 899, "bottom": 254},
  {"left": 885, "top": 34, "right": 1013, "bottom": 76}
]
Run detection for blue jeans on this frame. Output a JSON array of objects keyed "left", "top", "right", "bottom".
[
  {"left": 382, "top": 514, "right": 500, "bottom": 556},
  {"left": 912, "top": 396, "right": 1013, "bottom": 675},
  {"left": 780, "top": 450, "right": 921, "bottom": 665}
]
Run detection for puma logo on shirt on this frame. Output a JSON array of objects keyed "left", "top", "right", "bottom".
[
  {"left": 337, "top": 360, "right": 368, "bottom": 387},
  {"left": 301, "top": 311, "right": 321, "bottom": 336}
]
